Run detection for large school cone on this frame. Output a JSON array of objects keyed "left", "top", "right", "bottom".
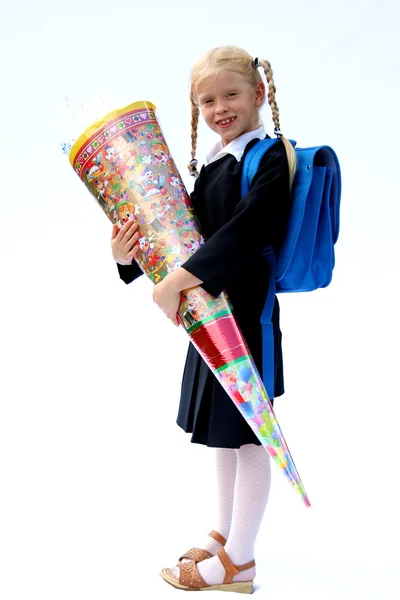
[{"left": 65, "top": 100, "right": 311, "bottom": 507}]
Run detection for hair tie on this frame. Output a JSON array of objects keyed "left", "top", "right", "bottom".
[
  {"left": 274, "top": 127, "right": 283, "bottom": 138},
  {"left": 189, "top": 158, "right": 198, "bottom": 177},
  {"left": 253, "top": 57, "right": 260, "bottom": 69}
]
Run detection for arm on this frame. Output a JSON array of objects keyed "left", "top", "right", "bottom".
[
  {"left": 179, "top": 144, "right": 291, "bottom": 297},
  {"left": 166, "top": 267, "right": 203, "bottom": 292},
  {"left": 116, "top": 261, "right": 144, "bottom": 285}
]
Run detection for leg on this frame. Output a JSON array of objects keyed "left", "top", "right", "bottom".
[
  {"left": 203, "top": 447, "right": 237, "bottom": 553},
  {"left": 197, "top": 443, "right": 272, "bottom": 584},
  {"left": 172, "top": 447, "right": 237, "bottom": 574}
]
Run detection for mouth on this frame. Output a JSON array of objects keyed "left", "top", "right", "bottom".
[{"left": 216, "top": 116, "right": 237, "bottom": 128}]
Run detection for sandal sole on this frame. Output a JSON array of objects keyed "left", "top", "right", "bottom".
[{"left": 161, "top": 568, "right": 254, "bottom": 594}]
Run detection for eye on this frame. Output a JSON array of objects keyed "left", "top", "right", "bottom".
[
  {"left": 203, "top": 98, "right": 213, "bottom": 105},
  {"left": 227, "top": 91, "right": 237, "bottom": 97}
]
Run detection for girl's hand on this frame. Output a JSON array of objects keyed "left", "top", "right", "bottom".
[
  {"left": 152, "top": 274, "right": 181, "bottom": 327},
  {"left": 111, "top": 219, "right": 140, "bottom": 265}
]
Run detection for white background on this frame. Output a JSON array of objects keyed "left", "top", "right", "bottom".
[{"left": 1, "top": 1, "right": 399, "bottom": 598}]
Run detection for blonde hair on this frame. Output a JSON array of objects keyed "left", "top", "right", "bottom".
[{"left": 188, "top": 45, "right": 297, "bottom": 188}]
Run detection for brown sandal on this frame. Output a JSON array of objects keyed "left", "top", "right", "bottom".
[
  {"left": 162, "top": 547, "right": 255, "bottom": 594},
  {"left": 177, "top": 530, "right": 227, "bottom": 565}
]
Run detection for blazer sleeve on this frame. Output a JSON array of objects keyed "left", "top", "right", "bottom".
[
  {"left": 181, "top": 144, "right": 291, "bottom": 298},
  {"left": 116, "top": 260, "right": 144, "bottom": 284}
]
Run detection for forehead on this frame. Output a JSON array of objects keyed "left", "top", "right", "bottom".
[{"left": 196, "top": 70, "right": 249, "bottom": 98}]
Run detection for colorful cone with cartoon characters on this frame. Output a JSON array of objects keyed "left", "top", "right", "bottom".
[{"left": 65, "top": 100, "right": 311, "bottom": 507}]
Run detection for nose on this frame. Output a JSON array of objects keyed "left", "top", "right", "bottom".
[{"left": 215, "top": 101, "right": 228, "bottom": 114}]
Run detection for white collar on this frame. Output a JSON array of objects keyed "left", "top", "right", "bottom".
[{"left": 205, "top": 125, "right": 266, "bottom": 166}]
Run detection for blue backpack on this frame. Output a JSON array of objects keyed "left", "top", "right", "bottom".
[{"left": 241, "top": 138, "right": 341, "bottom": 399}]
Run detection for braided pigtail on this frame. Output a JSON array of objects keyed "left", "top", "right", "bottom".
[
  {"left": 258, "top": 59, "right": 297, "bottom": 189},
  {"left": 187, "top": 102, "right": 200, "bottom": 177}
]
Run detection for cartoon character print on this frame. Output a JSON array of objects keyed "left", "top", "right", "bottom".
[
  {"left": 101, "top": 144, "right": 130, "bottom": 181},
  {"left": 186, "top": 296, "right": 201, "bottom": 321},
  {"left": 151, "top": 142, "right": 171, "bottom": 167},
  {"left": 114, "top": 161, "right": 128, "bottom": 180},
  {"left": 165, "top": 204, "right": 177, "bottom": 224},
  {"left": 126, "top": 146, "right": 152, "bottom": 169},
  {"left": 103, "top": 145, "right": 118, "bottom": 162},
  {"left": 167, "top": 171, "right": 183, "bottom": 189},
  {"left": 93, "top": 171, "right": 116, "bottom": 206},
  {"left": 179, "top": 229, "right": 201, "bottom": 254},
  {"left": 159, "top": 200, "right": 177, "bottom": 229},
  {"left": 86, "top": 155, "right": 104, "bottom": 181},
  {"left": 134, "top": 166, "right": 167, "bottom": 199},
  {"left": 166, "top": 257, "right": 183, "bottom": 274},
  {"left": 154, "top": 199, "right": 170, "bottom": 219},
  {"left": 139, "top": 233, "right": 154, "bottom": 254},
  {"left": 174, "top": 200, "right": 190, "bottom": 219},
  {"left": 138, "top": 234, "right": 164, "bottom": 268},
  {"left": 117, "top": 201, "right": 136, "bottom": 223}
]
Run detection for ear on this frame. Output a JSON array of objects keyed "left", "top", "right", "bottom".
[{"left": 254, "top": 81, "right": 265, "bottom": 107}]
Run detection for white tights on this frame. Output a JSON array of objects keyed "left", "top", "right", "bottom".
[{"left": 174, "top": 443, "right": 272, "bottom": 585}]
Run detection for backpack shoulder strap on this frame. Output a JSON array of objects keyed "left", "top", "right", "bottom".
[
  {"left": 240, "top": 137, "right": 285, "bottom": 399},
  {"left": 241, "top": 137, "right": 297, "bottom": 396},
  {"left": 241, "top": 137, "right": 298, "bottom": 197},
  {"left": 241, "top": 138, "right": 280, "bottom": 197}
]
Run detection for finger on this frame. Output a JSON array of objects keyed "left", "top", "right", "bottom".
[
  {"left": 114, "top": 218, "right": 134, "bottom": 240},
  {"left": 118, "top": 218, "right": 133, "bottom": 236},
  {"left": 171, "top": 314, "right": 180, "bottom": 327},
  {"left": 112, "top": 221, "right": 128, "bottom": 244},
  {"left": 125, "top": 231, "right": 141, "bottom": 254},
  {"left": 127, "top": 245, "right": 140, "bottom": 260},
  {"left": 111, "top": 223, "right": 120, "bottom": 240},
  {"left": 121, "top": 220, "right": 139, "bottom": 244}
]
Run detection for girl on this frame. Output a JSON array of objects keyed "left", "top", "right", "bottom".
[{"left": 111, "top": 45, "right": 296, "bottom": 594}]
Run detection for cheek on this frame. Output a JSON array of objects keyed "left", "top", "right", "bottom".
[
  {"left": 237, "top": 97, "right": 250, "bottom": 112},
  {"left": 201, "top": 107, "right": 213, "bottom": 122}
]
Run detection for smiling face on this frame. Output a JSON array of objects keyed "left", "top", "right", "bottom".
[{"left": 195, "top": 70, "right": 265, "bottom": 147}]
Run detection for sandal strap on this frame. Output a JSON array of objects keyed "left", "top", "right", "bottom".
[
  {"left": 208, "top": 530, "right": 227, "bottom": 546},
  {"left": 237, "top": 558, "right": 256, "bottom": 572},
  {"left": 216, "top": 547, "right": 256, "bottom": 584},
  {"left": 178, "top": 547, "right": 213, "bottom": 563},
  {"left": 179, "top": 560, "right": 208, "bottom": 589},
  {"left": 217, "top": 548, "right": 239, "bottom": 584}
]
